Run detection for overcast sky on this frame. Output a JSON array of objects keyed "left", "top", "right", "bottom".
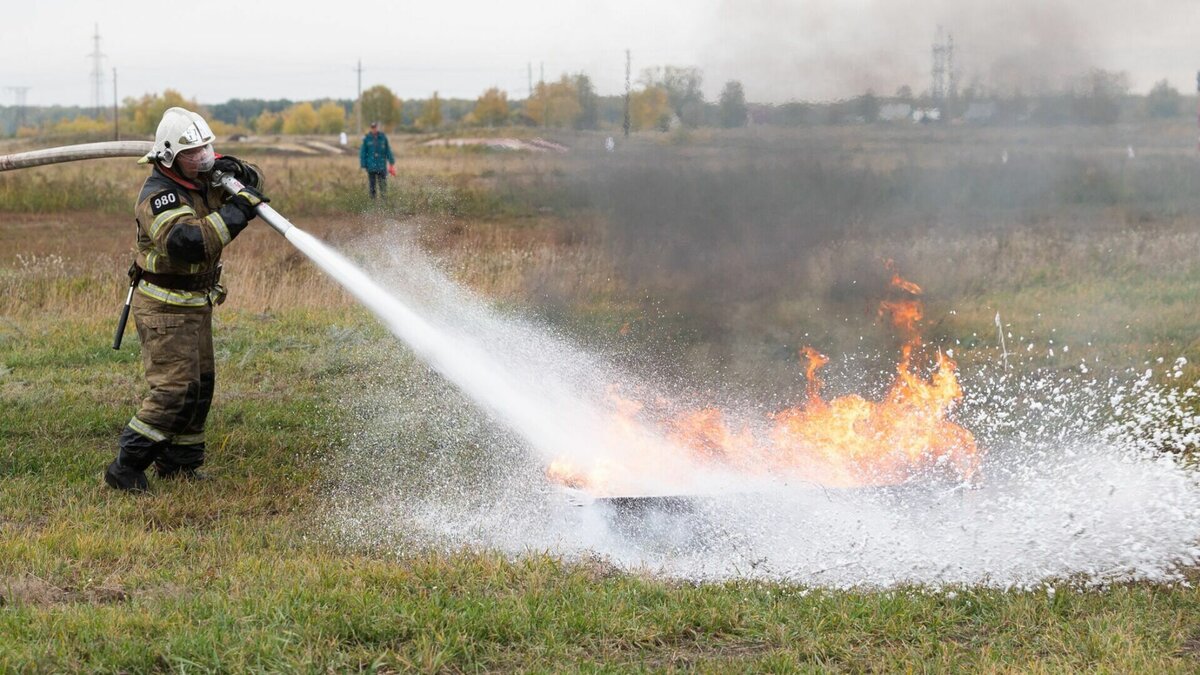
[{"left": 2, "top": 0, "right": 1198, "bottom": 107}]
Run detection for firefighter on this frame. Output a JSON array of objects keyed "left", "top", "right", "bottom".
[
  {"left": 104, "top": 107, "right": 269, "bottom": 492},
  {"left": 359, "top": 121, "right": 395, "bottom": 199}
]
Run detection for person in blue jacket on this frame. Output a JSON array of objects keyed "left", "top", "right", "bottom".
[{"left": 359, "top": 121, "right": 395, "bottom": 199}]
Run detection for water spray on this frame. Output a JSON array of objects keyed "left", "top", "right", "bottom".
[{"left": 995, "top": 312, "right": 1009, "bottom": 371}]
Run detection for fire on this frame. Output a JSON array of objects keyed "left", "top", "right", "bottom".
[
  {"left": 548, "top": 266, "right": 981, "bottom": 495},
  {"left": 546, "top": 458, "right": 611, "bottom": 490}
]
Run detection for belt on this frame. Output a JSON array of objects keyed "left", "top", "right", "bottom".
[{"left": 135, "top": 264, "right": 222, "bottom": 291}]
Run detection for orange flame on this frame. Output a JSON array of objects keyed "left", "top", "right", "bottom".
[
  {"left": 889, "top": 273, "right": 923, "bottom": 296},
  {"left": 801, "top": 346, "right": 829, "bottom": 405},
  {"left": 547, "top": 267, "right": 981, "bottom": 495}
]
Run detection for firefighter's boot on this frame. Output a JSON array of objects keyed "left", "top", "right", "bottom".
[
  {"left": 104, "top": 425, "right": 162, "bottom": 492},
  {"left": 154, "top": 442, "right": 207, "bottom": 480}
]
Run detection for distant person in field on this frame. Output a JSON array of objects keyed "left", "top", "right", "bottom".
[
  {"left": 104, "top": 107, "right": 269, "bottom": 492},
  {"left": 359, "top": 121, "right": 395, "bottom": 199}
]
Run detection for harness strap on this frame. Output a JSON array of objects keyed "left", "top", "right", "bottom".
[{"left": 135, "top": 264, "right": 222, "bottom": 291}]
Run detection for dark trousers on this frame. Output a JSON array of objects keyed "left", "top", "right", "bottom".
[
  {"left": 119, "top": 294, "right": 214, "bottom": 472},
  {"left": 368, "top": 171, "right": 387, "bottom": 199}
]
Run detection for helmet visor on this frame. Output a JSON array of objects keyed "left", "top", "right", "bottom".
[{"left": 176, "top": 143, "right": 215, "bottom": 176}]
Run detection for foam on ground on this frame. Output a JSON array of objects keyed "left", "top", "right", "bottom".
[{"left": 312, "top": 224, "right": 1200, "bottom": 589}]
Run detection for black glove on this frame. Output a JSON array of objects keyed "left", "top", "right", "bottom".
[
  {"left": 230, "top": 185, "right": 270, "bottom": 220},
  {"left": 213, "top": 156, "right": 259, "bottom": 188}
]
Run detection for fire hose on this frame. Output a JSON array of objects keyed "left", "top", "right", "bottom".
[{"left": 0, "top": 141, "right": 300, "bottom": 347}]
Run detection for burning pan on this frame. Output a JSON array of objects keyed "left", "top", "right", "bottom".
[{"left": 562, "top": 483, "right": 977, "bottom": 549}]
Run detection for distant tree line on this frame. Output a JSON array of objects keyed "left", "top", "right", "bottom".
[
  {"left": 2, "top": 67, "right": 1194, "bottom": 139},
  {"left": 752, "top": 69, "right": 1181, "bottom": 127}
]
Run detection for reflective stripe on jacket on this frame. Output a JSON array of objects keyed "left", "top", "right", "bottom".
[{"left": 133, "top": 164, "right": 263, "bottom": 307}]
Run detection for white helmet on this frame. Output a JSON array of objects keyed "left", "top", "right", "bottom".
[{"left": 140, "top": 107, "right": 215, "bottom": 167}]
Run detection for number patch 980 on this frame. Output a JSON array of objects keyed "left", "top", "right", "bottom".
[{"left": 150, "top": 191, "right": 180, "bottom": 215}]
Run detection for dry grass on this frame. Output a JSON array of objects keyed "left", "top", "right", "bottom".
[
  {"left": 0, "top": 213, "right": 363, "bottom": 319},
  {"left": 5, "top": 126, "right": 1200, "bottom": 379}
]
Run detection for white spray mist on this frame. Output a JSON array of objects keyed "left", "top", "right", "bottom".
[{"left": 287, "top": 224, "right": 1200, "bottom": 589}]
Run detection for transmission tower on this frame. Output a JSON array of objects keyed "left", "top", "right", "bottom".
[
  {"left": 5, "top": 86, "right": 31, "bottom": 132},
  {"left": 947, "top": 32, "right": 959, "bottom": 100},
  {"left": 88, "top": 23, "right": 106, "bottom": 118},
  {"left": 931, "top": 26, "right": 946, "bottom": 102}
]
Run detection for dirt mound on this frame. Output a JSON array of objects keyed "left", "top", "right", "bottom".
[{"left": 423, "top": 137, "right": 568, "bottom": 152}]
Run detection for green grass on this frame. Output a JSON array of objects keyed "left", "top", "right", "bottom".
[{"left": 3, "top": 310, "right": 1200, "bottom": 672}]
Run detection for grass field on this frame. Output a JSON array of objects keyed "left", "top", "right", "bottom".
[{"left": 3, "top": 125, "right": 1200, "bottom": 671}]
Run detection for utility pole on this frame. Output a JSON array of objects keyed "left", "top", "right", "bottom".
[
  {"left": 527, "top": 62, "right": 533, "bottom": 100},
  {"left": 112, "top": 68, "right": 119, "bottom": 140},
  {"left": 5, "top": 86, "right": 31, "bottom": 134},
  {"left": 356, "top": 58, "right": 363, "bottom": 135},
  {"left": 623, "top": 49, "right": 631, "bottom": 137},
  {"left": 88, "top": 23, "right": 106, "bottom": 118}
]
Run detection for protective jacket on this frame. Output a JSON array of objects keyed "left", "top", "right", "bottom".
[
  {"left": 360, "top": 131, "right": 394, "bottom": 173},
  {"left": 116, "top": 159, "right": 264, "bottom": 469},
  {"left": 133, "top": 162, "right": 263, "bottom": 307}
]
